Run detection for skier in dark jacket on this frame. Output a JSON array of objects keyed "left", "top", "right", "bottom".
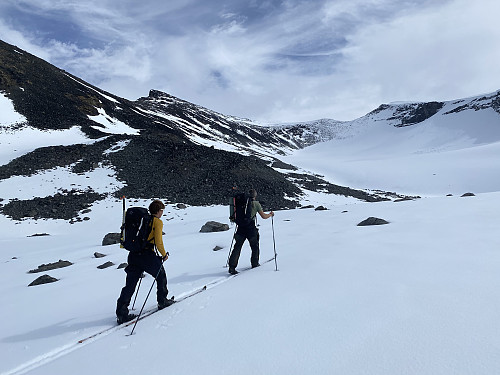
[
  {"left": 116, "top": 200, "right": 174, "bottom": 324},
  {"left": 228, "top": 189, "right": 274, "bottom": 275}
]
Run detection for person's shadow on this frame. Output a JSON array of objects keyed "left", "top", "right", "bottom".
[{"left": 2, "top": 317, "right": 113, "bottom": 343}]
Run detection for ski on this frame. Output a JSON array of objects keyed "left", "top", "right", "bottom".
[
  {"left": 228, "top": 256, "right": 276, "bottom": 275},
  {"left": 77, "top": 256, "right": 276, "bottom": 344},
  {"left": 77, "top": 284, "right": 207, "bottom": 344}
]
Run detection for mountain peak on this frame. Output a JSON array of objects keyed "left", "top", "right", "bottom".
[{"left": 147, "top": 89, "right": 175, "bottom": 100}]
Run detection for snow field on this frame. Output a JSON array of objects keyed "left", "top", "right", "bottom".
[{"left": 1, "top": 193, "right": 500, "bottom": 374}]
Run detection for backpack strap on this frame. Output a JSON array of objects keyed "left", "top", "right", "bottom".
[
  {"left": 245, "top": 198, "right": 250, "bottom": 216},
  {"left": 150, "top": 216, "right": 162, "bottom": 257}
]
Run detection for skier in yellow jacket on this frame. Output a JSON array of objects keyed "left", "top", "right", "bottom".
[{"left": 116, "top": 200, "right": 173, "bottom": 324}]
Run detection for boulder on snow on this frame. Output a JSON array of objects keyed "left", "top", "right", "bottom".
[
  {"left": 200, "top": 221, "right": 229, "bottom": 233},
  {"left": 94, "top": 252, "right": 106, "bottom": 258},
  {"left": 357, "top": 217, "right": 389, "bottom": 226},
  {"left": 315, "top": 206, "right": 328, "bottom": 211},
  {"left": 461, "top": 192, "right": 475, "bottom": 197},
  {"left": 97, "top": 261, "right": 115, "bottom": 269},
  {"left": 27, "top": 233, "right": 50, "bottom": 237},
  {"left": 28, "top": 259, "right": 72, "bottom": 273},
  {"left": 28, "top": 274, "right": 58, "bottom": 286},
  {"left": 102, "top": 232, "right": 121, "bottom": 246},
  {"left": 213, "top": 245, "right": 224, "bottom": 251}
]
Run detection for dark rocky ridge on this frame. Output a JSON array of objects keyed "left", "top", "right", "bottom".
[
  {"left": 136, "top": 90, "right": 344, "bottom": 152},
  {"left": 369, "top": 102, "right": 445, "bottom": 127},
  {"left": 445, "top": 93, "right": 500, "bottom": 115},
  {"left": 0, "top": 40, "right": 185, "bottom": 139},
  {"left": 286, "top": 173, "right": 387, "bottom": 202}
]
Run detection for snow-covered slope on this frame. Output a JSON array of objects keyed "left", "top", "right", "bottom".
[
  {"left": 2, "top": 193, "right": 500, "bottom": 375},
  {"left": 0, "top": 92, "right": 26, "bottom": 126},
  {"left": 286, "top": 91, "right": 500, "bottom": 195}
]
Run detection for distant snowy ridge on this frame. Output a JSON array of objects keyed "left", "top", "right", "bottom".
[
  {"left": 134, "top": 89, "right": 500, "bottom": 158},
  {"left": 134, "top": 90, "right": 344, "bottom": 157},
  {"left": 168, "top": 88, "right": 500, "bottom": 156},
  {"left": 367, "top": 90, "right": 500, "bottom": 127}
]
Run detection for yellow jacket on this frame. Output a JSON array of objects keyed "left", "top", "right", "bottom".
[{"left": 147, "top": 216, "right": 166, "bottom": 257}]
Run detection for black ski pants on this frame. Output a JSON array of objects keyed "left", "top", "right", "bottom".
[
  {"left": 116, "top": 251, "right": 168, "bottom": 317},
  {"left": 228, "top": 226, "right": 260, "bottom": 269}
]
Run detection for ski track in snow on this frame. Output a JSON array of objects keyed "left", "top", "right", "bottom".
[{"left": 1, "top": 260, "right": 275, "bottom": 375}]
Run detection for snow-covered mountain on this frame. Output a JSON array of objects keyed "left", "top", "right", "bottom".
[
  {"left": 1, "top": 37, "right": 500, "bottom": 218},
  {"left": 286, "top": 90, "right": 500, "bottom": 195},
  {"left": 134, "top": 90, "right": 344, "bottom": 156},
  {"left": 0, "top": 39, "right": 341, "bottom": 155},
  {"left": 1, "top": 39, "right": 387, "bottom": 215}
]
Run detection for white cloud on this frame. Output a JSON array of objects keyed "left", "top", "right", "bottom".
[
  {"left": 1, "top": 0, "right": 499, "bottom": 123},
  {"left": 0, "top": 19, "right": 50, "bottom": 60},
  {"left": 340, "top": 0, "right": 500, "bottom": 106}
]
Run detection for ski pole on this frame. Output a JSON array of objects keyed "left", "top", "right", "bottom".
[
  {"left": 225, "top": 224, "right": 238, "bottom": 267},
  {"left": 272, "top": 215, "right": 278, "bottom": 271},
  {"left": 120, "top": 196, "right": 126, "bottom": 248},
  {"left": 130, "top": 255, "right": 167, "bottom": 335}
]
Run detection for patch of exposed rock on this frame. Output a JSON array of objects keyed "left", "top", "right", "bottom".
[
  {"left": 28, "top": 274, "right": 58, "bottom": 286},
  {"left": 200, "top": 221, "right": 229, "bottom": 233},
  {"left": 28, "top": 260, "right": 72, "bottom": 273},
  {"left": 357, "top": 217, "right": 389, "bottom": 226},
  {"left": 0, "top": 189, "right": 106, "bottom": 220},
  {"left": 102, "top": 233, "right": 121, "bottom": 246}
]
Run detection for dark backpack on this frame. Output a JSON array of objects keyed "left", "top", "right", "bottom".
[
  {"left": 120, "top": 207, "right": 154, "bottom": 252},
  {"left": 230, "top": 192, "right": 254, "bottom": 227}
]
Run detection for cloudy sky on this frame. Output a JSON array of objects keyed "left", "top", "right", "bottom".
[{"left": 1, "top": 0, "right": 499, "bottom": 123}]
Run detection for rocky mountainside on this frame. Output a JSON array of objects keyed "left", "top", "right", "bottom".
[
  {"left": 0, "top": 39, "right": 387, "bottom": 220},
  {"left": 0, "top": 39, "right": 341, "bottom": 151},
  {"left": 134, "top": 90, "right": 345, "bottom": 156},
  {"left": 366, "top": 94, "right": 500, "bottom": 127}
]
